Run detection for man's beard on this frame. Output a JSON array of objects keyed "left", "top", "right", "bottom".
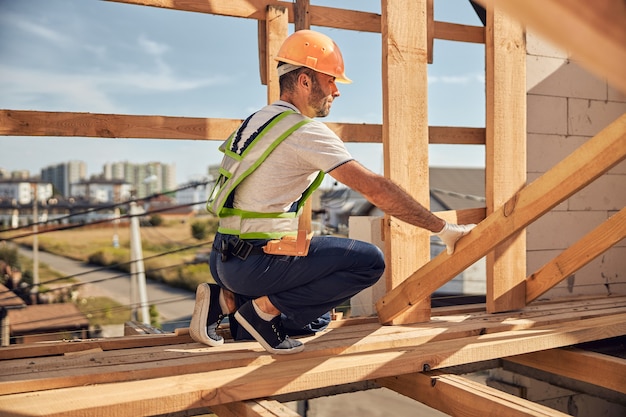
[{"left": 308, "top": 78, "right": 332, "bottom": 118}]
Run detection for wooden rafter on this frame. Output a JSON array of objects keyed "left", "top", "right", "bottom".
[
  {"left": 212, "top": 399, "right": 301, "bottom": 417},
  {"left": 504, "top": 348, "right": 626, "bottom": 394},
  {"left": 376, "top": 114, "right": 626, "bottom": 324},
  {"left": 526, "top": 208, "right": 626, "bottom": 303},
  {"left": 378, "top": 371, "right": 570, "bottom": 417}
]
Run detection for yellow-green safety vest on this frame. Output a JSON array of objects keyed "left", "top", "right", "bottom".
[{"left": 207, "top": 110, "right": 324, "bottom": 239}]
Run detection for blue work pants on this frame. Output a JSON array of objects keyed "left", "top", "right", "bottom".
[{"left": 209, "top": 232, "right": 385, "bottom": 331}]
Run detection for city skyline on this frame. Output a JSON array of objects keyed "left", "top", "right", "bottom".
[{"left": 1, "top": 159, "right": 179, "bottom": 200}]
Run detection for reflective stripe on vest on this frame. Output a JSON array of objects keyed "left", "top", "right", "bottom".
[{"left": 206, "top": 110, "right": 324, "bottom": 239}]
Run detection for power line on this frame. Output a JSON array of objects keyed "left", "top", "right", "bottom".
[
  {"left": 0, "top": 180, "right": 211, "bottom": 236},
  {"left": 0, "top": 198, "right": 213, "bottom": 241},
  {"left": 0, "top": 239, "right": 213, "bottom": 297}
]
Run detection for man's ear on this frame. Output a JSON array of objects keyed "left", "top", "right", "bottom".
[{"left": 299, "top": 73, "right": 310, "bottom": 88}]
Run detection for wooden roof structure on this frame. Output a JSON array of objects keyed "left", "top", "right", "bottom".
[{"left": 1, "top": 0, "right": 625, "bottom": 416}]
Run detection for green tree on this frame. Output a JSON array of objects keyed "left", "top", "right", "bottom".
[
  {"left": 191, "top": 220, "right": 208, "bottom": 240},
  {"left": 0, "top": 245, "right": 20, "bottom": 269},
  {"left": 148, "top": 214, "right": 163, "bottom": 227}
]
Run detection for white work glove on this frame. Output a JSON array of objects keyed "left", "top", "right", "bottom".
[{"left": 435, "top": 221, "right": 476, "bottom": 255}]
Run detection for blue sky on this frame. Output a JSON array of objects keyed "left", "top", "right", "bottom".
[{"left": 0, "top": 0, "right": 486, "bottom": 184}]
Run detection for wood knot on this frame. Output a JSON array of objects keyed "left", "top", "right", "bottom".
[{"left": 503, "top": 192, "right": 519, "bottom": 217}]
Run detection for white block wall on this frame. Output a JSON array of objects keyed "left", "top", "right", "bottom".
[{"left": 526, "top": 31, "right": 626, "bottom": 299}]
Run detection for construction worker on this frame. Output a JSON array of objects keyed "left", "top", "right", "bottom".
[{"left": 190, "top": 29, "right": 475, "bottom": 354}]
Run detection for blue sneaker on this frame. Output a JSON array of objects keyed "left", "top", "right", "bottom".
[
  {"left": 189, "top": 283, "right": 225, "bottom": 346},
  {"left": 234, "top": 300, "right": 304, "bottom": 354}
]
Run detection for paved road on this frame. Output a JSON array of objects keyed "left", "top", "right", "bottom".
[{"left": 17, "top": 246, "right": 196, "bottom": 331}]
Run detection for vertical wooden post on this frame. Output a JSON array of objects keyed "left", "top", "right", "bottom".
[
  {"left": 427, "top": 0, "right": 434, "bottom": 64},
  {"left": 265, "top": 6, "right": 288, "bottom": 103},
  {"left": 485, "top": 5, "right": 527, "bottom": 312},
  {"left": 291, "top": 0, "right": 314, "bottom": 234},
  {"left": 381, "top": 0, "right": 431, "bottom": 324},
  {"left": 293, "top": 0, "right": 310, "bottom": 31}
]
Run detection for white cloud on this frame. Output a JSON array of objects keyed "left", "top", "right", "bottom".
[
  {"left": 0, "top": 61, "right": 232, "bottom": 113},
  {"left": 428, "top": 73, "right": 484, "bottom": 84},
  {"left": 138, "top": 35, "right": 170, "bottom": 57},
  {"left": 2, "top": 13, "right": 71, "bottom": 46}
]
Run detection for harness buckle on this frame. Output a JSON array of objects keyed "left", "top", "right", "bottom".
[
  {"left": 231, "top": 238, "right": 253, "bottom": 260},
  {"left": 220, "top": 239, "right": 229, "bottom": 262}
]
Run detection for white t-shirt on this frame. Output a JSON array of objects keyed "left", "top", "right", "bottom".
[{"left": 232, "top": 101, "right": 353, "bottom": 215}]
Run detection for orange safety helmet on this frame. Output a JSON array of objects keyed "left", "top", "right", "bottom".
[{"left": 275, "top": 29, "right": 352, "bottom": 84}]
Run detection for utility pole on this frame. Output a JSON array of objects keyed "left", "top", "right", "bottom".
[
  {"left": 129, "top": 201, "right": 150, "bottom": 325},
  {"left": 32, "top": 183, "right": 39, "bottom": 304}
]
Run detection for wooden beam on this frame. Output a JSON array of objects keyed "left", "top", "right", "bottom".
[
  {"left": 427, "top": 0, "right": 434, "bottom": 63},
  {"left": 429, "top": 126, "right": 485, "bottom": 144},
  {"left": 293, "top": 0, "right": 310, "bottom": 30},
  {"left": 106, "top": 0, "right": 484, "bottom": 43},
  {"left": 257, "top": 22, "right": 268, "bottom": 86},
  {"left": 378, "top": 371, "right": 570, "bottom": 417},
  {"left": 213, "top": 399, "right": 300, "bottom": 417},
  {"left": 376, "top": 114, "right": 626, "bottom": 324},
  {"left": 475, "top": 0, "right": 626, "bottom": 94},
  {"left": 1, "top": 313, "right": 624, "bottom": 416},
  {"left": 0, "top": 110, "right": 484, "bottom": 145},
  {"left": 381, "top": 0, "right": 431, "bottom": 324},
  {"left": 484, "top": 4, "right": 527, "bottom": 312},
  {"left": 434, "top": 21, "right": 485, "bottom": 43},
  {"left": 106, "top": 0, "right": 382, "bottom": 33},
  {"left": 0, "top": 332, "right": 193, "bottom": 360},
  {"left": 504, "top": 348, "right": 626, "bottom": 394},
  {"left": 265, "top": 5, "right": 288, "bottom": 103},
  {"left": 0, "top": 110, "right": 241, "bottom": 140},
  {"left": 1, "top": 297, "right": 623, "bottom": 395},
  {"left": 435, "top": 207, "right": 486, "bottom": 226},
  {"left": 526, "top": 208, "right": 626, "bottom": 303}
]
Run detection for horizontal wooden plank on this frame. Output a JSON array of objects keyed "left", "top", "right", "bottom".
[
  {"left": 0, "top": 109, "right": 240, "bottom": 141},
  {"left": 0, "top": 110, "right": 484, "bottom": 145},
  {"left": 504, "top": 348, "right": 626, "bottom": 394},
  {"left": 106, "top": 0, "right": 382, "bottom": 33},
  {"left": 0, "top": 331, "right": 193, "bottom": 361},
  {"left": 212, "top": 399, "right": 300, "bottom": 417},
  {"left": 1, "top": 312, "right": 624, "bottom": 416},
  {"left": 378, "top": 371, "right": 569, "bottom": 417},
  {"left": 1, "top": 295, "right": 620, "bottom": 364},
  {"left": 434, "top": 21, "right": 485, "bottom": 43},
  {"left": 1, "top": 297, "right": 624, "bottom": 396},
  {"left": 106, "top": 0, "right": 485, "bottom": 43},
  {"left": 435, "top": 207, "right": 487, "bottom": 225}
]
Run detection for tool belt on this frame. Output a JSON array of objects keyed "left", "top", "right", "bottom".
[
  {"left": 217, "top": 231, "right": 312, "bottom": 261},
  {"left": 262, "top": 230, "right": 312, "bottom": 257}
]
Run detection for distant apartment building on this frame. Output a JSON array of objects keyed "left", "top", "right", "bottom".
[
  {"left": 103, "top": 161, "right": 176, "bottom": 199},
  {"left": 70, "top": 179, "right": 132, "bottom": 203},
  {"left": 0, "top": 180, "right": 53, "bottom": 205},
  {"left": 175, "top": 179, "right": 212, "bottom": 212},
  {"left": 41, "top": 161, "right": 87, "bottom": 197},
  {"left": 0, "top": 168, "right": 31, "bottom": 180}
]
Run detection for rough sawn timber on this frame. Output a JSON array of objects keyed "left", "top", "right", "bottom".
[{"left": 0, "top": 295, "right": 624, "bottom": 417}]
